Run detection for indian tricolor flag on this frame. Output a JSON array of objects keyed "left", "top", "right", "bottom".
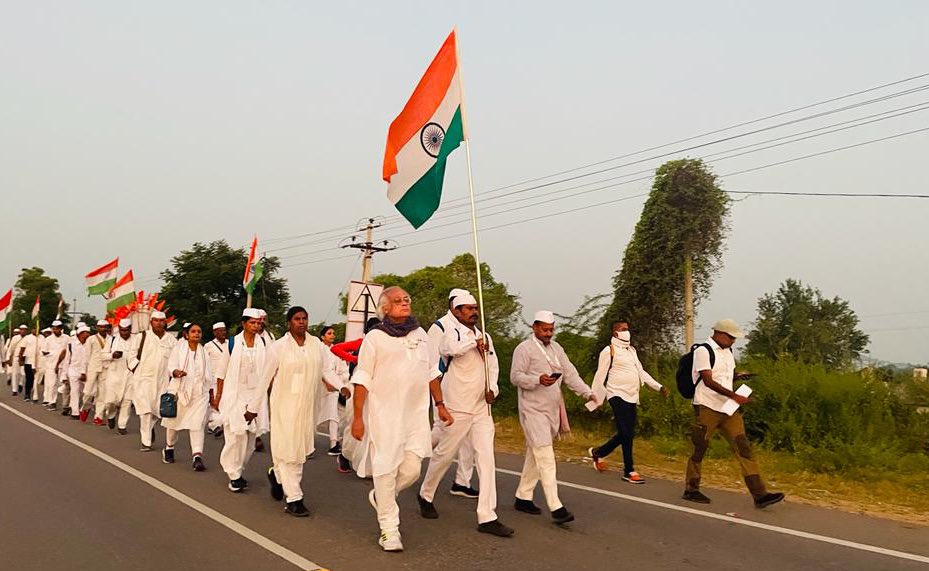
[
  {"left": 31, "top": 295, "right": 40, "bottom": 321},
  {"left": 106, "top": 270, "right": 135, "bottom": 312},
  {"left": 383, "top": 29, "right": 466, "bottom": 229},
  {"left": 0, "top": 289, "right": 11, "bottom": 328},
  {"left": 243, "top": 236, "right": 264, "bottom": 295},
  {"left": 86, "top": 258, "right": 119, "bottom": 296}
]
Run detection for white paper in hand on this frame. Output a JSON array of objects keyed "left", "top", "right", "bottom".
[
  {"left": 721, "top": 384, "right": 753, "bottom": 416},
  {"left": 585, "top": 400, "right": 599, "bottom": 412}
]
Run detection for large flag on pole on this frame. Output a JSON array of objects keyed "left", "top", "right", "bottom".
[
  {"left": 31, "top": 295, "right": 40, "bottom": 321},
  {"left": 85, "top": 258, "right": 119, "bottom": 296},
  {"left": 383, "top": 30, "right": 466, "bottom": 229},
  {"left": 106, "top": 270, "right": 136, "bottom": 312},
  {"left": 0, "top": 289, "right": 11, "bottom": 329},
  {"left": 243, "top": 236, "right": 263, "bottom": 295}
]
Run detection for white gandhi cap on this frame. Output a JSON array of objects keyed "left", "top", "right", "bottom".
[
  {"left": 242, "top": 308, "right": 261, "bottom": 319},
  {"left": 212, "top": 322, "right": 226, "bottom": 330},
  {"left": 452, "top": 293, "right": 477, "bottom": 307},
  {"left": 150, "top": 311, "right": 167, "bottom": 320},
  {"left": 533, "top": 310, "right": 555, "bottom": 324},
  {"left": 97, "top": 320, "right": 109, "bottom": 327},
  {"left": 448, "top": 288, "right": 470, "bottom": 300},
  {"left": 119, "top": 318, "right": 132, "bottom": 328}
]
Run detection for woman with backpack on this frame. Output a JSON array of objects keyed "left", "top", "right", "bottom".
[{"left": 588, "top": 320, "right": 669, "bottom": 483}]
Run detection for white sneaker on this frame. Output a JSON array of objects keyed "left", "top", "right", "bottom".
[{"left": 378, "top": 531, "right": 403, "bottom": 552}]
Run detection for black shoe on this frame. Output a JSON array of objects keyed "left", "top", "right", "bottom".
[
  {"left": 162, "top": 447, "right": 175, "bottom": 464},
  {"left": 551, "top": 507, "right": 575, "bottom": 525},
  {"left": 117, "top": 428, "right": 127, "bottom": 435},
  {"left": 107, "top": 418, "right": 116, "bottom": 430},
  {"left": 450, "top": 483, "right": 479, "bottom": 499},
  {"left": 477, "top": 519, "right": 515, "bottom": 537},
  {"left": 229, "top": 478, "right": 247, "bottom": 493},
  {"left": 327, "top": 443, "right": 342, "bottom": 456},
  {"left": 70, "top": 415, "right": 80, "bottom": 421},
  {"left": 285, "top": 499, "right": 309, "bottom": 517},
  {"left": 418, "top": 495, "right": 439, "bottom": 519},
  {"left": 754, "top": 492, "right": 785, "bottom": 509},
  {"left": 682, "top": 490, "right": 712, "bottom": 504},
  {"left": 48, "top": 404, "right": 57, "bottom": 411},
  {"left": 192, "top": 456, "right": 205, "bottom": 472},
  {"left": 213, "top": 428, "right": 223, "bottom": 439},
  {"left": 268, "top": 467, "right": 284, "bottom": 501},
  {"left": 61, "top": 407, "right": 71, "bottom": 416},
  {"left": 24, "top": 396, "right": 30, "bottom": 402},
  {"left": 255, "top": 437, "right": 265, "bottom": 452},
  {"left": 514, "top": 498, "right": 542, "bottom": 515},
  {"left": 11, "top": 392, "right": 17, "bottom": 396},
  {"left": 140, "top": 444, "right": 153, "bottom": 452},
  {"left": 337, "top": 454, "right": 352, "bottom": 473},
  {"left": 239, "top": 477, "right": 249, "bottom": 489}
]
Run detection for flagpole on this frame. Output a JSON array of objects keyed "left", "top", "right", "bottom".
[{"left": 454, "top": 28, "right": 491, "bottom": 413}]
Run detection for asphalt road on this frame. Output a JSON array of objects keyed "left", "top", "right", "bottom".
[{"left": 1, "top": 394, "right": 927, "bottom": 571}]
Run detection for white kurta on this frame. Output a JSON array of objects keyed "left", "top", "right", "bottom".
[
  {"left": 102, "top": 334, "right": 133, "bottom": 405},
  {"left": 220, "top": 332, "right": 269, "bottom": 437},
  {"left": 509, "top": 337, "right": 593, "bottom": 448},
  {"left": 351, "top": 328, "right": 439, "bottom": 478},
  {"left": 248, "top": 333, "right": 331, "bottom": 464},
  {"left": 315, "top": 346, "right": 349, "bottom": 427},
  {"left": 66, "top": 338, "right": 87, "bottom": 381},
  {"left": 162, "top": 343, "right": 213, "bottom": 431},
  {"left": 127, "top": 330, "right": 176, "bottom": 417},
  {"left": 205, "top": 338, "right": 230, "bottom": 391},
  {"left": 41, "top": 334, "right": 69, "bottom": 373}
]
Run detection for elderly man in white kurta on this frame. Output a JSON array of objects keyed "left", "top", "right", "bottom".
[
  {"left": 510, "top": 310, "right": 596, "bottom": 525},
  {"left": 80, "top": 321, "right": 110, "bottom": 424},
  {"left": 127, "top": 311, "right": 175, "bottom": 451},
  {"left": 418, "top": 293, "right": 514, "bottom": 538},
  {"left": 218, "top": 309, "right": 270, "bottom": 492},
  {"left": 162, "top": 323, "right": 214, "bottom": 471},
  {"left": 245, "top": 306, "right": 335, "bottom": 518},
  {"left": 65, "top": 327, "right": 91, "bottom": 419},
  {"left": 427, "top": 288, "right": 478, "bottom": 499},
  {"left": 102, "top": 319, "right": 134, "bottom": 432},
  {"left": 351, "top": 286, "right": 451, "bottom": 552},
  {"left": 41, "top": 321, "right": 69, "bottom": 409}
]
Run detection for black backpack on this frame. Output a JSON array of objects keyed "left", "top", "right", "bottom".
[{"left": 675, "top": 343, "right": 715, "bottom": 399}]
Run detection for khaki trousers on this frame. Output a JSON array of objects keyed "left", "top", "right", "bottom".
[{"left": 685, "top": 405, "right": 767, "bottom": 499}]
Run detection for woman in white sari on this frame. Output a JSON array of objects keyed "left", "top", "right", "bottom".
[
  {"left": 315, "top": 325, "right": 350, "bottom": 457},
  {"left": 245, "top": 306, "right": 338, "bottom": 517},
  {"left": 162, "top": 323, "right": 214, "bottom": 471}
]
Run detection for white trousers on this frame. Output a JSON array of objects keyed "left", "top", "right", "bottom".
[
  {"left": 68, "top": 379, "right": 84, "bottom": 415},
  {"left": 139, "top": 412, "right": 157, "bottom": 447},
  {"left": 326, "top": 420, "right": 339, "bottom": 447},
  {"left": 32, "top": 369, "right": 45, "bottom": 401},
  {"left": 220, "top": 429, "right": 257, "bottom": 480},
  {"left": 82, "top": 371, "right": 105, "bottom": 417},
  {"left": 372, "top": 451, "right": 422, "bottom": 534},
  {"left": 43, "top": 370, "right": 59, "bottom": 404},
  {"left": 273, "top": 460, "right": 305, "bottom": 503},
  {"left": 432, "top": 419, "right": 475, "bottom": 487},
  {"left": 421, "top": 410, "right": 498, "bottom": 524},
  {"left": 115, "top": 398, "right": 133, "bottom": 428},
  {"left": 166, "top": 427, "right": 206, "bottom": 456},
  {"left": 10, "top": 365, "right": 22, "bottom": 394},
  {"left": 515, "top": 445, "right": 563, "bottom": 511}
]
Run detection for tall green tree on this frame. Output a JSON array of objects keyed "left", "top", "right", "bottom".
[
  {"left": 596, "top": 159, "right": 730, "bottom": 359},
  {"left": 745, "top": 279, "right": 869, "bottom": 369},
  {"left": 373, "top": 253, "right": 522, "bottom": 337},
  {"left": 9, "top": 267, "right": 69, "bottom": 329},
  {"left": 159, "top": 240, "right": 289, "bottom": 336}
]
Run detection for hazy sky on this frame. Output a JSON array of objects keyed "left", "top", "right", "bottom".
[{"left": 2, "top": 1, "right": 927, "bottom": 363}]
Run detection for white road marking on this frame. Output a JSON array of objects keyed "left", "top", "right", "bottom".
[
  {"left": 2, "top": 403, "right": 326, "bottom": 571},
  {"left": 495, "top": 466, "right": 929, "bottom": 565}
]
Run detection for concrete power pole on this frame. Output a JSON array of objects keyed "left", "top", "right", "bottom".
[
  {"left": 340, "top": 217, "right": 398, "bottom": 327},
  {"left": 683, "top": 255, "right": 694, "bottom": 351}
]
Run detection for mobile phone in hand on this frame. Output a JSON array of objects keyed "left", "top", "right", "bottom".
[{"left": 550, "top": 373, "right": 562, "bottom": 380}]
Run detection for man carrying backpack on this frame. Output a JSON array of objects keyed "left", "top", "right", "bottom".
[
  {"left": 588, "top": 320, "right": 669, "bottom": 483},
  {"left": 680, "top": 319, "right": 784, "bottom": 508}
]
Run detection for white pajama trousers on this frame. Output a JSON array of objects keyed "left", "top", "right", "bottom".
[
  {"left": 273, "top": 460, "right": 306, "bottom": 503},
  {"left": 421, "top": 410, "right": 498, "bottom": 524},
  {"left": 115, "top": 398, "right": 133, "bottom": 428},
  {"left": 68, "top": 380, "right": 84, "bottom": 415},
  {"left": 32, "top": 369, "right": 45, "bottom": 401},
  {"left": 515, "top": 445, "right": 563, "bottom": 512},
  {"left": 372, "top": 451, "right": 423, "bottom": 534},
  {"left": 431, "top": 419, "right": 475, "bottom": 487},
  {"left": 220, "top": 429, "right": 257, "bottom": 480},
  {"left": 43, "top": 370, "right": 59, "bottom": 405},
  {"left": 139, "top": 413, "right": 157, "bottom": 447},
  {"left": 166, "top": 428, "right": 205, "bottom": 456},
  {"left": 10, "top": 365, "right": 22, "bottom": 394}
]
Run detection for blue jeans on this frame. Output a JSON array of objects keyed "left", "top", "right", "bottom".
[{"left": 594, "top": 397, "right": 637, "bottom": 475}]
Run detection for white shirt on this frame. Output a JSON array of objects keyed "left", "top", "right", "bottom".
[
  {"left": 440, "top": 321, "right": 499, "bottom": 415},
  {"left": 19, "top": 334, "right": 38, "bottom": 366},
  {"left": 692, "top": 337, "right": 736, "bottom": 413},
  {"left": 42, "top": 334, "right": 70, "bottom": 371},
  {"left": 591, "top": 338, "right": 663, "bottom": 404}
]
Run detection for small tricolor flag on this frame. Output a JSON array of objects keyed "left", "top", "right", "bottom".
[
  {"left": 383, "top": 29, "right": 466, "bottom": 229},
  {"left": 106, "top": 270, "right": 136, "bottom": 312},
  {"left": 86, "top": 258, "right": 119, "bottom": 296},
  {"left": 243, "top": 236, "right": 264, "bottom": 295},
  {"left": 31, "top": 295, "right": 40, "bottom": 321},
  {"left": 0, "top": 289, "right": 12, "bottom": 328}
]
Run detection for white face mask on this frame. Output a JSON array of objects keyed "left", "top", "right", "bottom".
[{"left": 614, "top": 330, "right": 631, "bottom": 342}]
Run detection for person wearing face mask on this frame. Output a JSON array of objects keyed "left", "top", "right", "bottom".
[
  {"left": 587, "top": 321, "right": 669, "bottom": 484},
  {"left": 682, "top": 319, "right": 784, "bottom": 509}
]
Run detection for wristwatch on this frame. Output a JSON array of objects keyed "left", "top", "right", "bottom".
[{"left": 435, "top": 400, "right": 446, "bottom": 407}]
